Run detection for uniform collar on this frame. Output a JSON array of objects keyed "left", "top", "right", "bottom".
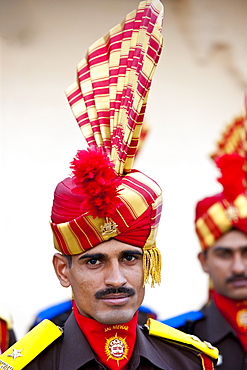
[
  {"left": 202, "top": 300, "right": 238, "bottom": 343},
  {"left": 58, "top": 313, "right": 171, "bottom": 370},
  {"left": 132, "top": 326, "right": 172, "bottom": 370},
  {"left": 59, "top": 313, "right": 95, "bottom": 370}
]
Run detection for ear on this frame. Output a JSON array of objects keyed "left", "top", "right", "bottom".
[
  {"left": 197, "top": 251, "right": 209, "bottom": 273},
  {"left": 53, "top": 253, "right": 71, "bottom": 288}
]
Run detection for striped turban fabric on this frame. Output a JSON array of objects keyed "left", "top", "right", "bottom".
[
  {"left": 65, "top": 0, "right": 163, "bottom": 175},
  {"left": 50, "top": 0, "right": 164, "bottom": 286},
  {"left": 195, "top": 112, "right": 247, "bottom": 250}
]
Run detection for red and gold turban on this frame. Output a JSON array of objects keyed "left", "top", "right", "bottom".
[
  {"left": 195, "top": 112, "right": 247, "bottom": 250},
  {"left": 50, "top": 0, "right": 164, "bottom": 286}
]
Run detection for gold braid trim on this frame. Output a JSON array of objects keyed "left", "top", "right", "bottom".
[{"left": 143, "top": 247, "right": 162, "bottom": 287}]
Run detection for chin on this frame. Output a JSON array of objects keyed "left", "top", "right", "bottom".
[
  {"left": 96, "top": 309, "right": 136, "bottom": 325},
  {"left": 233, "top": 294, "right": 247, "bottom": 301},
  {"left": 227, "top": 290, "right": 247, "bottom": 301}
]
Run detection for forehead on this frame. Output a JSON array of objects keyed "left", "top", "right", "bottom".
[
  {"left": 212, "top": 230, "right": 247, "bottom": 250},
  {"left": 80, "top": 239, "right": 142, "bottom": 257}
]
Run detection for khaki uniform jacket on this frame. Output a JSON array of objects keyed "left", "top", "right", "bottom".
[
  {"left": 23, "top": 313, "right": 212, "bottom": 369},
  {"left": 176, "top": 301, "right": 247, "bottom": 370}
]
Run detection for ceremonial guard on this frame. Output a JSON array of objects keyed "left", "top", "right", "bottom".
[
  {"left": 163, "top": 110, "right": 247, "bottom": 369},
  {"left": 0, "top": 1, "right": 217, "bottom": 369}
]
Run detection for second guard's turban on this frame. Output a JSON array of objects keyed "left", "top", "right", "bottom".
[{"left": 195, "top": 111, "right": 247, "bottom": 250}]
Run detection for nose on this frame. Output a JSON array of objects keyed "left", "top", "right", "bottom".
[
  {"left": 232, "top": 252, "right": 246, "bottom": 275},
  {"left": 104, "top": 260, "right": 127, "bottom": 288}
]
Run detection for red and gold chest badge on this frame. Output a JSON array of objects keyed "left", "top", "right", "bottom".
[
  {"left": 105, "top": 333, "right": 129, "bottom": 364},
  {"left": 236, "top": 309, "right": 247, "bottom": 329}
]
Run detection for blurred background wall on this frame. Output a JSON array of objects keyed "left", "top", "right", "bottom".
[{"left": 1, "top": 0, "right": 247, "bottom": 339}]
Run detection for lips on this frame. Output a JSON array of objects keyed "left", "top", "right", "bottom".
[
  {"left": 232, "top": 280, "right": 247, "bottom": 287},
  {"left": 100, "top": 294, "right": 130, "bottom": 305},
  {"left": 228, "top": 278, "right": 247, "bottom": 288}
]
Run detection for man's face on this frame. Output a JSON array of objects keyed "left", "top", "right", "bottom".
[
  {"left": 198, "top": 229, "right": 247, "bottom": 300},
  {"left": 53, "top": 239, "right": 145, "bottom": 324}
]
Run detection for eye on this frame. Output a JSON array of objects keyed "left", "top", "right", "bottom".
[
  {"left": 87, "top": 258, "right": 101, "bottom": 265},
  {"left": 215, "top": 250, "right": 232, "bottom": 259},
  {"left": 123, "top": 252, "right": 142, "bottom": 262},
  {"left": 124, "top": 254, "right": 136, "bottom": 262}
]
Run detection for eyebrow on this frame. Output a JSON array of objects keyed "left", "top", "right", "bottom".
[
  {"left": 79, "top": 249, "right": 143, "bottom": 260},
  {"left": 213, "top": 246, "right": 247, "bottom": 252},
  {"left": 213, "top": 246, "right": 231, "bottom": 251},
  {"left": 122, "top": 250, "right": 143, "bottom": 256},
  {"left": 79, "top": 253, "right": 105, "bottom": 260}
]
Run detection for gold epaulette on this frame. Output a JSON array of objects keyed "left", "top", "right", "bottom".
[
  {"left": 0, "top": 319, "right": 63, "bottom": 370},
  {"left": 145, "top": 318, "right": 219, "bottom": 360}
]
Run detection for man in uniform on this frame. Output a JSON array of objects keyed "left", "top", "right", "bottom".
[
  {"left": 163, "top": 113, "right": 247, "bottom": 369},
  {"left": 0, "top": 1, "right": 217, "bottom": 369},
  {"left": 0, "top": 311, "right": 16, "bottom": 353}
]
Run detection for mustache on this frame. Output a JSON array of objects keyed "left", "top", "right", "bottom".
[
  {"left": 94, "top": 286, "right": 135, "bottom": 299},
  {"left": 226, "top": 275, "right": 247, "bottom": 283}
]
